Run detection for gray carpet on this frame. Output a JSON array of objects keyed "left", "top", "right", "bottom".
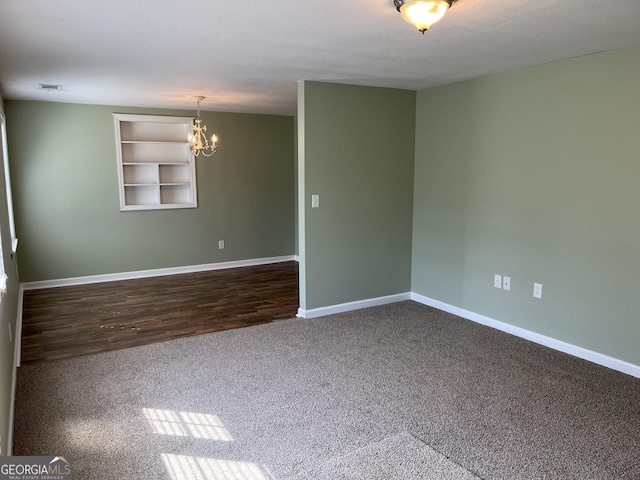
[
  {"left": 14, "top": 301, "right": 640, "bottom": 479},
  {"left": 285, "top": 432, "right": 479, "bottom": 480}
]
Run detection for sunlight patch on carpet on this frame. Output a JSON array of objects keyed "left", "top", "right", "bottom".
[
  {"left": 143, "top": 408, "right": 234, "bottom": 441},
  {"left": 162, "top": 454, "right": 273, "bottom": 480}
]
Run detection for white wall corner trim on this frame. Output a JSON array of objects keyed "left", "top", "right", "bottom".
[
  {"left": 410, "top": 292, "right": 640, "bottom": 379},
  {"left": 20, "top": 256, "right": 297, "bottom": 291},
  {"left": 297, "top": 292, "right": 411, "bottom": 319}
]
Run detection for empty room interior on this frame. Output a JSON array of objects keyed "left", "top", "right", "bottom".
[{"left": 1, "top": 1, "right": 640, "bottom": 479}]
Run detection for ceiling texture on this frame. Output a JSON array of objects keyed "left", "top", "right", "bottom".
[{"left": 1, "top": 0, "right": 640, "bottom": 116}]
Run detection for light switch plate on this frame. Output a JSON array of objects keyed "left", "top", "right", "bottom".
[{"left": 311, "top": 194, "right": 320, "bottom": 208}]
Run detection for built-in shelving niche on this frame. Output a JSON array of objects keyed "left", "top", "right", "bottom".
[{"left": 114, "top": 114, "right": 197, "bottom": 211}]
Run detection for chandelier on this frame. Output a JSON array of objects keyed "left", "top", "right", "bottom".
[
  {"left": 394, "top": 0, "right": 454, "bottom": 33},
  {"left": 188, "top": 96, "right": 218, "bottom": 157}
]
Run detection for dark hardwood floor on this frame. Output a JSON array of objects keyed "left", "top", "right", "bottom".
[{"left": 20, "top": 261, "right": 299, "bottom": 364}]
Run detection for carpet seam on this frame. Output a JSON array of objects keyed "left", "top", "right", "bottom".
[{"left": 408, "top": 431, "right": 485, "bottom": 480}]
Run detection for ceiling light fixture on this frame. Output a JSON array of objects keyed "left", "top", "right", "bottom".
[
  {"left": 188, "top": 96, "right": 218, "bottom": 157},
  {"left": 394, "top": 0, "right": 454, "bottom": 33}
]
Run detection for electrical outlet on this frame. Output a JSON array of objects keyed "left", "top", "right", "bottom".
[
  {"left": 533, "top": 283, "right": 543, "bottom": 299},
  {"left": 503, "top": 276, "right": 511, "bottom": 291},
  {"left": 494, "top": 274, "right": 502, "bottom": 289},
  {"left": 218, "top": 240, "right": 225, "bottom": 250}
]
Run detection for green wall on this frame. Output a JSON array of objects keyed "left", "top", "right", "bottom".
[
  {"left": 298, "top": 82, "right": 415, "bottom": 310},
  {"left": 0, "top": 94, "right": 21, "bottom": 454},
  {"left": 4, "top": 101, "right": 295, "bottom": 282},
  {"left": 412, "top": 46, "right": 640, "bottom": 366}
]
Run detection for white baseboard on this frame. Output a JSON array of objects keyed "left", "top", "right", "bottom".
[
  {"left": 411, "top": 292, "right": 640, "bottom": 379},
  {"left": 15, "top": 285, "right": 23, "bottom": 368},
  {"left": 8, "top": 285, "right": 23, "bottom": 455},
  {"left": 297, "top": 292, "right": 411, "bottom": 319},
  {"left": 17, "top": 259, "right": 640, "bottom": 381},
  {"left": 8, "top": 351, "right": 16, "bottom": 455},
  {"left": 20, "top": 255, "right": 297, "bottom": 291}
]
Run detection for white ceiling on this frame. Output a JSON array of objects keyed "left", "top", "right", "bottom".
[{"left": 1, "top": 0, "right": 639, "bottom": 116}]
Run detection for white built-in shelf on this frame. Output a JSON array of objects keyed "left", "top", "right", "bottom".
[{"left": 114, "top": 114, "right": 197, "bottom": 211}]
